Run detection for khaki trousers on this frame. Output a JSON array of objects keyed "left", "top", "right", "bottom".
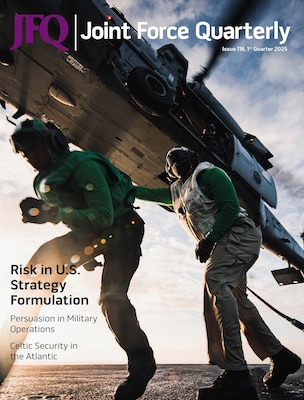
[{"left": 204, "top": 218, "right": 282, "bottom": 370}]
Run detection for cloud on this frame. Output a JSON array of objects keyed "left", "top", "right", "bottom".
[
  {"left": 272, "top": 167, "right": 304, "bottom": 200},
  {"left": 118, "top": 0, "right": 216, "bottom": 25},
  {"left": 260, "top": 51, "right": 304, "bottom": 88}
]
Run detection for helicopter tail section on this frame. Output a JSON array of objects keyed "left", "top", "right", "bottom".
[{"left": 260, "top": 203, "right": 304, "bottom": 284}]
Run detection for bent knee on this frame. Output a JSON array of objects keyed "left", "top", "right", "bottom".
[{"left": 99, "top": 291, "right": 128, "bottom": 307}]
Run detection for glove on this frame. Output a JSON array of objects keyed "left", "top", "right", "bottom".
[
  {"left": 195, "top": 238, "right": 214, "bottom": 263},
  {"left": 19, "top": 197, "right": 58, "bottom": 224}
]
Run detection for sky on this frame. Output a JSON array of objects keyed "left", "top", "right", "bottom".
[{"left": 0, "top": 0, "right": 304, "bottom": 367}]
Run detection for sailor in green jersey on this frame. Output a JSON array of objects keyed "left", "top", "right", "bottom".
[
  {"left": 134, "top": 146, "right": 301, "bottom": 399},
  {"left": 10, "top": 119, "right": 156, "bottom": 400}
]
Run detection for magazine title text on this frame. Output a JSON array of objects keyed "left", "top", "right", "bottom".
[{"left": 10, "top": 14, "right": 291, "bottom": 52}]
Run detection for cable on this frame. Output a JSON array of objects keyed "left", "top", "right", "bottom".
[{"left": 247, "top": 286, "right": 304, "bottom": 332}]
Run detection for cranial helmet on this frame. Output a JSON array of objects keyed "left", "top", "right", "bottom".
[
  {"left": 165, "top": 146, "right": 201, "bottom": 180},
  {"left": 202, "top": 123, "right": 216, "bottom": 137},
  {"left": 10, "top": 119, "right": 69, "bottom": 157}
]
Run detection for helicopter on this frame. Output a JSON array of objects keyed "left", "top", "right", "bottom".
[{"left": 0, "top": 0, "right": 303, "bottom": 287}]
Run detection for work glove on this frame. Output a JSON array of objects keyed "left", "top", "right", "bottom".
[
  {"left": 195, "top": 238, "right": 214, "bottom": 263},
  {"left": 20, "top": 197, "right": 58, "bottom": 224}
]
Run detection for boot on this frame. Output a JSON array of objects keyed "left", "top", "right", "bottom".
[
  {"left": 196, "top": 369, "right": 258, "bottom": 400},
  {"left": 263, "top": 346, "right": 301, "bottom": 389},
  {"left": 114, "top": 350, "right": 156, "bottom": 400}
]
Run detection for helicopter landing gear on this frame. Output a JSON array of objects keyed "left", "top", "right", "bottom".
[{"left": 127, "top": 66, "right": 174, "bottom": 116}]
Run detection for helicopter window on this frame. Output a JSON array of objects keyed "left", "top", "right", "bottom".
[{"left": 200, "top": 126, "right": 234, "bottom": 164}]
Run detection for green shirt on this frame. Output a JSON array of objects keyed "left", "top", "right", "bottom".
[
  {"left": 34, "top": 151, "right": 135, "bottom": 236},
  {"left": 135, "top": 167, "right": 240, "bottom": 242}
]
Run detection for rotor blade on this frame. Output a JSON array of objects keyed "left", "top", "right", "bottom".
[
  {"left": 193, "top": 0, "right": 270, "bottom": 82},
  {"left": 247, "top": 286, "right": 304, "bottom": 332}
]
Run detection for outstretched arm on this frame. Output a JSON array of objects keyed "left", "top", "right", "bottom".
[{"left": 134, "top": 185, "right": 173, "bottom": 206}]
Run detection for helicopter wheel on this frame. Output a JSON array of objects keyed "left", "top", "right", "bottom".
[
  {"left": 0, "top": 0, "right": 6, "bottom": 17},
  {"left": 127, "top": 66, "right": 174, "bottom": 116}
]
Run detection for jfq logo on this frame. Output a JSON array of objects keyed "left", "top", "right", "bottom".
[{"left": 10, "top": 14, "right": 69, "bottom": 51}]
